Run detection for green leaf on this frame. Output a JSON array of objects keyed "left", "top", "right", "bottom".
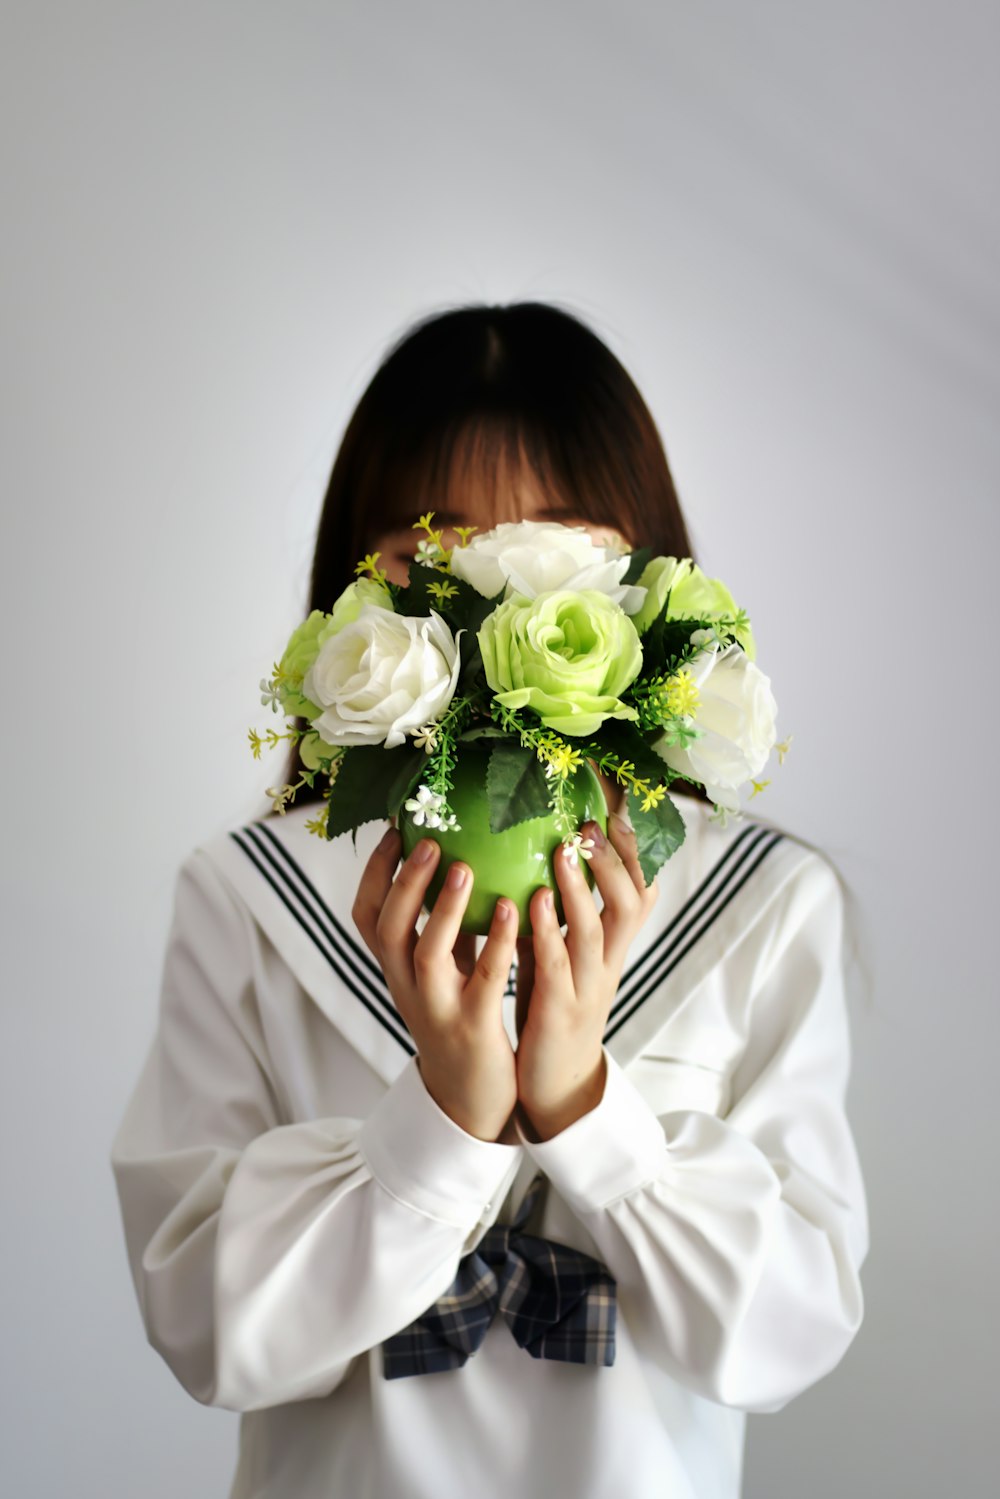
[
  {"left": 325, "top": 744, "right": 424, "bottom": 838},
  {"left": 394, "top": 564, "right": 501, "bottom": 628},
  {"left": 458, "top": 653, "right": 486, "bottom": 695},
  {"left": 450, "top": 576, "right": 505, "bottom": 632},
  {"left": 637, "top": 610, "right": 689, "bottom": 670},
  {"left": 580, "top": 719, "right": 687, "bottom": 884},
  {"left": 622, "top": 546, "right": 652, "bottom": 585},
  {"left": 392, "top": 568, "right": 502, "bottom": 691},
  {"left": 457, "top": 723, "right": 509, "bottom": 742},
  {"left": 386, "top": 749, "right": 426, "bottom": 817},
  {"left": 392, "top": 563, "right": 441, "bottom": 617},
  {"left": 580, "top": 719, "right": 666, "bottom": 781},
  {"left": 456, "top": 582, "right": 505, "bottom": 674},
  {"left": 486, "top": 742, "right": 552, "bottom": 832},
  {"left": 625, "top": 785, "right": 686, "bottom": 886}
]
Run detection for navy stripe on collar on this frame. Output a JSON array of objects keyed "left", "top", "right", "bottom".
[
  {"left": 229, "top": 823, "right": 415, "bottom": 1056},
  {"left": 604, "top": 822, "right": 785, "bottom": 1042},
  {"left": 229, "top": 816, "right": 785, "bottom": 1055}
]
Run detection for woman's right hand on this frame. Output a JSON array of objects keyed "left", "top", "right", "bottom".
[{"left": 352, "top": 826, "right": 520, "bottom": 1143}]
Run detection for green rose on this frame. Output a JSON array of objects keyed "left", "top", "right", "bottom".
[
  {"left": 667, "top": 564, "right": 756, "bottom": 661},
  {"left": 325, "top": 577, "right": 393, "bottom": 638},
  {"left": 299, "top": 728, "right": 340, "bottom": 770},
  {"left": 478, "top": 589, "right": 643, "bottom": 737},
  {"left": 276, "top": 610, "right": 328, "bottom": 717},
  {"left": 277, "top": 580, "right": 393, "bottom": 717},
  {"left": 632, "top": 556, "right": 692, "bottom": 634}
]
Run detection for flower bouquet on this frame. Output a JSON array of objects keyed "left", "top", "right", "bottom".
[{"left": 249, "top": 515, "right": 788, "bottom": 934}]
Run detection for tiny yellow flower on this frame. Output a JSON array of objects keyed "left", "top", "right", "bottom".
[
  {"left": 775, "top": 735, "right": 794, "bottom": 765},
  {"left": 265, "top": 784, "right": 292, "bottom": 814},
  {"left": 661, "top": 666, "right": 700, "bottom": 718},
  {"left": 749, "top": 778, "right": 771, "bottom": 797},
  {"left": 354, "top": 551, "right": 388, "bottom": 582},
  {"left": 452, "top": 525, "right": 478, "bottom": 546},
  {"left": 640, "top": 783, "right": 668, "bottom": 813},
  {"left": 542, "top": 740, "right": 583, "bottom": 779}
]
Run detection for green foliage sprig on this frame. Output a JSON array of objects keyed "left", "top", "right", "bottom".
[{"left": 421, "top": 694, "right": 474, "bottom": 804}]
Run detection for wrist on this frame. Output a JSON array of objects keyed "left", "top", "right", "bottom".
[
  {"left": 416, "top": 1057, "right": 514, "bottom": 1143},
  {"left": 520, "top": 1051, "right": 608, "bottom": 1142}
]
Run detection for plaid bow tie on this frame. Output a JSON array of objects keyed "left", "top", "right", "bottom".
[{"left": 382, "top": 1173, "right": 616, "bottom": 1378}]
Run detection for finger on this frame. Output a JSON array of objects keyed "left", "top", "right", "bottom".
[
  {"left": 528, "top": 886, "right": 572, "bottom": 992},
  {"left": 587, "top": 818, "right": 645, "bottom": 916},
  {"left": 605, "top": 811, "right": 648, "bottom": 896},
  {"left": 374, "top": 836, "right": 442, "bottom": 990},
  {"left": 464, "top": 897, "right": 519, "bottom": 1015},
  {"left": 413, "top": 860, "right": 476, "bottom": 987},
  {"left": 351, "top": 824, "right": 401, "bottom": 960},
  {"left": 600, "top": 815, "right": 659, "bottom": 967},
  {"left": 553, "top": 837, "right": 603, "bottom": 968}
]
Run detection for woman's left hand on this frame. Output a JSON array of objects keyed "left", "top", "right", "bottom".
[{"left": 514, "top": 813, "right": 660, "bottom": 1142}]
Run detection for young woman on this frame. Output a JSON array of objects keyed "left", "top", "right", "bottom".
[{"left": 110, "top": 302, "right": 869, "bottom": 1499}]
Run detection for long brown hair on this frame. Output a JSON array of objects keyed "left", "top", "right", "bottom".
[{"left": 273, "top": 299, "right": 709, "bottom": 812}]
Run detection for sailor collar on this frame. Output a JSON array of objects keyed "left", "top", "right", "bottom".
[{"left": 199, "top": 797, "right": 810, "bottom": 1089}]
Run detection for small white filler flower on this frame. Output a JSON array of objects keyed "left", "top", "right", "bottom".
[
  {"left": 562, "top": 832, "right": 597, "bottom": 864},
  {"left": 410, "top": 724, "right": 440, "bottom": 754},
  {"left": 259, "top": 677, "right": 282, "bottom": 712},
  {"left": 403, "top": 784, "right": 462, "bottom": 832}
]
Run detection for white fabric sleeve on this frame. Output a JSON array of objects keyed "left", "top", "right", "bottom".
[
  {"left": 515, "top": 850, "right": 869, "bottom": 1414},
  {"left": 110, "top": 848, "right": 521, "bottom": 1413}
]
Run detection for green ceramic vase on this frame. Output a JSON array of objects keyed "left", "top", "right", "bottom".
[{"left": 398, "top": 744, "right": 609, "bottom": 937}]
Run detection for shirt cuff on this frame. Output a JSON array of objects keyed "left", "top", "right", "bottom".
[
  {"left": 515, "top": 1048, "right": 666, "bottom": 1213},
  {"left": 359, "top": 1055, "right": 522, "bottom": 1229}
]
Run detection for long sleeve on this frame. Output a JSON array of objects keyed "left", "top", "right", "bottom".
[
  {"left": 517, "top": 850, "right": 869, "bottom": 1415},
  {"left": 110, "top": 849, "right": 521, "bottom": 1413}
]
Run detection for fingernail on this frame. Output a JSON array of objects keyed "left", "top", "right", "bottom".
[
  {"left": 495, "top": 899, "right": 512, "bottom": 922},
  {"left": 377, "top": 827, "right": 398, "bottom": 854},
  {"left": 412, "top": 839, "right": 435, "bottom": 864},
  {"left": 445, "top": 862, "right": 468, "bottom": 889},
  {"left": 542, "top": 889, "right": 554, "bottom": 912},
  {"left": 585, "top": 820, "right": 606, "bottom": 848}
]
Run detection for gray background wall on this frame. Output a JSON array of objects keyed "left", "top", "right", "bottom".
[{"left": 2, "top": 2, "right": 996, "bottom": 1494}]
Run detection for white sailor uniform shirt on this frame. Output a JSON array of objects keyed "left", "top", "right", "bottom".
[{"left": 109, "top": 793, "right": 869, "bottom": 1499}]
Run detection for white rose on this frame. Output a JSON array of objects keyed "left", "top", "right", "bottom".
[
  {"left": 651, "top": 641, "right": 778, "bottom": 810},
  {"left": 302, "top": 604, "right": 461, "bottom": 749},
  {"left": 450, "top": 519, "right": 646, "bottom": 613}
]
